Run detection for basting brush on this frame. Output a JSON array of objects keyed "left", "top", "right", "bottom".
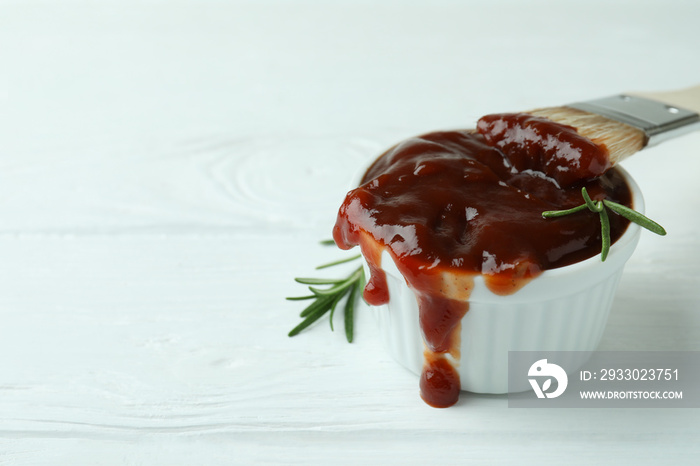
[
  {"left": 529, "top": 84, "right": 700, "bottom": 167},
  {"left": 475, "top": 85, "right": 700, "bottom": 187}
]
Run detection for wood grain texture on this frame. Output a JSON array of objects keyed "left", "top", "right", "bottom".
[{"left": 1, "top": 1, "right": 699, "bottom": 464}]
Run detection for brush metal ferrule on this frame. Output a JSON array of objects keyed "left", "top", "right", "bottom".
[{"left": 568, "top": 94, "right": 700, "bottom": 147}]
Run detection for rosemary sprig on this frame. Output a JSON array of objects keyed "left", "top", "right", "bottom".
[
  {"left": 542, "top": 187, "right": 667, "bottom": 261},
  {"left": 287, "top": 240, "right": 365, "bottom": 342}
]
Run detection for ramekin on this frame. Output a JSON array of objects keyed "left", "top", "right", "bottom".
[{"left": 364, "top": 167, "right": 643, "bottom": 394}]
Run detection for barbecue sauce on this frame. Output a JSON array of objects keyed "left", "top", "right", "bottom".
[
  {"left": 332, "top": 114, "right": 631, "bottom": 408},
  {"left": 477, "top": 113, "right": 612, "bottom": 187}
]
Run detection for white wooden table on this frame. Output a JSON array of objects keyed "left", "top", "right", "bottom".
[{"left": 1, "top": 1, "right": 699, "bottom": 464}]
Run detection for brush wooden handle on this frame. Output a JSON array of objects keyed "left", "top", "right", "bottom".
[{"left": 628, "top": 84, "right": 700, "bottom": 115}]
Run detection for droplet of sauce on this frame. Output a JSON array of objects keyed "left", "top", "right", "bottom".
[
  {"left": 333, "top": 114, "right": 631, "bottom": 407},
  {"left": 420, "top": 353, "right": 462, "bottom": 408}
]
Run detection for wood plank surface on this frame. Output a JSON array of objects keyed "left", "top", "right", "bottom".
[{"left": 0, "top": 1, "right": 699, "bottom": 464}]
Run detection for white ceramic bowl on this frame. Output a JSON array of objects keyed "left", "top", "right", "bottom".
[{"left": 364, "top": 167, "right": 643, "bottom": 394}]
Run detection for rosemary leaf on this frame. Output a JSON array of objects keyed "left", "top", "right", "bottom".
[
  {"left": 288, "top": 302, "right": 334, "bottom": 337},
  {"left": 299, "top": 292, "right": 337, "bottom": 317},
  {"left": 581, "top": 187, "right": 603, "bottom": 212},
  {"left": 542, "top": 188, "right": 667, "bottom": 262},
  {"left": 542, "top": 204, "right": 588, "bottom": 218},
  {"left": 359, "top": 267, "right": 366, "bottom": 302},
  {"left": 288, "top": 250, "right": 365, "bottom": 341},
  {"left": 295, "top": 277, "right": 345, "bottom": 285},
  {"left": 344, "top": 282, "right": 359, "bottom": 343},
  {"left": 603, "top": 200, "right": 667, "bottom": 236},
  {"left": 319, "top": 239, "right": 337, "bottom": 246},
  {"left": 328, "top": 286, "right": 351, "bottom": 331},
  {"left": 309, "top": 268, "right": 362, "bottom": 296},
  {"left": 316, "top": 254, "right": 362, "bottom": 270},
  {"left": 599, "top": 203, "right": 610, "bottom": 262},
  {"left": 285, "top": 295, "right": 316, "bottom": 301}
]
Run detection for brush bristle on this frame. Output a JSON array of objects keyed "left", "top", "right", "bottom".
[{"left": 528, "top": 106, "right": 645, "bottom": 166}]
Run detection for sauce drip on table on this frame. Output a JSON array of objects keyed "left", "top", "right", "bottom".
[{"left": 332, "top": 113, "right": 631, "bottom": 408}]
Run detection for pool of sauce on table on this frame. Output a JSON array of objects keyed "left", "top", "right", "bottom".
[{"left": 333, "top": 113, "right": 632, "bottom": 408}]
